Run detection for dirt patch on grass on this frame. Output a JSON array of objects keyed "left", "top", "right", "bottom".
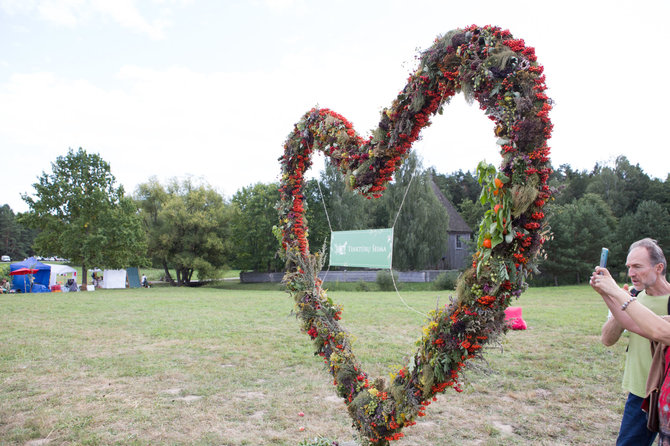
[
  {"left": 173, "top": 395, "right": 202, "bottom": 402},
  {"left": 162, "top": 387, "right": 182, "bottom": 395},
  {"left": 237, "top": 391, "right": 265, "bottom": 400},
  {"left": 25, "top": 440, "right": 51, "bottom": 446},
  {"left": 492, "top": 420, "right": 515, "bottom": 434}
]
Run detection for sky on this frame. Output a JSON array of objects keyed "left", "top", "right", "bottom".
[{"left": 1, "top": 0, "right": 669, "bottom": 213}]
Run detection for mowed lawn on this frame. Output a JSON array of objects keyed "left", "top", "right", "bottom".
[{"left": 1, "top": 285, "right": 627, "bottom": 445}]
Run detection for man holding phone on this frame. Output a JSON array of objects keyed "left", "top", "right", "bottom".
[{"left": 600, "top": 238, "right": 670, "bottom": 445}]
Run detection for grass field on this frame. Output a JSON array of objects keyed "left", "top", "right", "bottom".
[{"left": 0, "top": 284, "right": 628, "bottom": 445}]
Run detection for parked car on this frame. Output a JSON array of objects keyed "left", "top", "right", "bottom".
[{"left": 1, "top": 255, "right": 10, "bottom": 262}]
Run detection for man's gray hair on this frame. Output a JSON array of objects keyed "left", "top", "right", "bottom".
[{"left": 629, "top": 238, "right": 667, "bottom": 275}]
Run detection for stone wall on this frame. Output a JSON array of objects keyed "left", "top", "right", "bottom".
[{"left": 239, "top": 270, "right": 454, "bottom": 283}]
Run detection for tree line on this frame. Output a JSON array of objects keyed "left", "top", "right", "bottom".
[
  {"left": 434, "top": 156, "right": 670, "bottom": 285},
  {"left": 1, "top": 148, "right": 668, "bottom": 286}
]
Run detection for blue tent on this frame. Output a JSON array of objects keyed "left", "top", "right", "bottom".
[{"left": 10, "top": 257, "right": 51, "bottom": 292}]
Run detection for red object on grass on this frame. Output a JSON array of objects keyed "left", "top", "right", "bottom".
[{"left": 504, "top": 306, "right": 527, "bottom": 330}]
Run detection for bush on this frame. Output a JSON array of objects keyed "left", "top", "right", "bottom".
[
  {"left": 433, "top": 271, "right": 459, "bottom": 290},
  {"left": 376, "top": 270, "right": 399, "bottom": 291},
  {"left": 355, "top": 280, "right": 370, "bottom": 292}
]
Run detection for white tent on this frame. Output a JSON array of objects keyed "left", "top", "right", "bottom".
[
  {"left": 47, "top": 264, "right": 77, "bottom": 287},
  {"left": 101, "top": 269, "right": 127, "bottom": 289}
]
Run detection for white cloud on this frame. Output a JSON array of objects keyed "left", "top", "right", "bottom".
[
  {"left": 0, "top": 0, "right": 37, "bottom": 15},
  {"left": 36, "top": 0, "right": 86, "bottom": 26},
  {"left": 262, "top": 0, "right": 305, "bottom": 11},
  {"left": 0, "top": 65, "right": 303, "bottom": 209},
  {"left": 92, "top": 0, "right": 169, "bottom": 39},
  {"left": 0, "top": 0, "right": 170, "bottom": 39},
  {"left": 1, "top": 0, "right": 670, "bottom": 213}
]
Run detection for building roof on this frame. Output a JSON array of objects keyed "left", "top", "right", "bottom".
[{"left": 430, "top": 179, "right": 473, "bottom": 233}]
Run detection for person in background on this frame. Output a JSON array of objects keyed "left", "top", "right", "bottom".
[
  {"left": 141, "top": 274, "right": 149, "bottom": 288},
  {"left": 0, "top": 278, "right": 10, "bottom": 293},
  {"left": 598, "top": 238, "right": 670, "bottom": 445},
  {"left": 66, "top": 278, "right": 78, "bottom": 292},
  {"left": 92, "top": 271, "right": 102, "bottom": 287}
]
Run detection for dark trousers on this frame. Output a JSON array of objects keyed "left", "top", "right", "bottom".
[{"left": 617, "top": 392, "right": 657, "bottom": 446}]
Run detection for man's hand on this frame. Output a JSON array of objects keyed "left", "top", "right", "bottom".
[{"left": 590, "top": 267, "right": 621, "bottom": 296}]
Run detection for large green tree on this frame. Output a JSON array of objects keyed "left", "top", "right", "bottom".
[
  {"left": 586, "top": 156, "right": 651, "bottom": 218},
  {"left": 610, "top": 200, "right": 670, "bottom": 275},
  {"left": 302, "top": 178, "right": 331, "bottom": 255},
  {"left": 317, "top": 163, "right": 377, "bottom": 232},
  {"left": 550, "top": 164, "right": 592, "bottom": 206},
  {"left": 136, "top": 177, "right": 231, "bottom": 285},
  {"left": 0, "top": 205, "right": 37, "bottom": 260},
  {"left": 374, "top": 155, "right": 449, "bottom": 270},
  {"left": 230, "top": 182, "right": 283, "bottom": 272},
  {"left": 541, "top": 194, "right": 616, "bottom": 285},
  {"left": 431, "top": 168, "right": 480, "bottom": 207},
  {"left": 303, "top": 155, "right": 450, "bottom": 271},
  {"left": 20, "top": 148, "right": 146, "bottom": 285},
  {"left": 645, "top": 174, "right": 670, "bottom": 212},
  {"left": 135, "top": 177, "right": 171, "bottom": 279},
  {"left": 304, "top": 163, "right": 379, "bottom": 267}
]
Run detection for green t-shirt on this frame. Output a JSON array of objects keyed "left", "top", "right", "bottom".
[{"left": 622, "top": 290, "right": 669, "bottom": 397}]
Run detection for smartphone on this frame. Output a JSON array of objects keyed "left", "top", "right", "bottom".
[{"left": 599, "top": 247, "right": 609, "bottom": 268}]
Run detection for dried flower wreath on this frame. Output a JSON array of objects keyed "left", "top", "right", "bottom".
[{"left": 278, "top": 25, "right": 552, "bottom": 445}]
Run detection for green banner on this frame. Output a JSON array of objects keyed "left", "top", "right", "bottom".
[{"left": 329, "top": 228, "right": 394, "bottom": 269}]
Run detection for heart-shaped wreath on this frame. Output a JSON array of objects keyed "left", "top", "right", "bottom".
[{"left": 277, "top": 25, "right": 552, "bottom": 445}]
